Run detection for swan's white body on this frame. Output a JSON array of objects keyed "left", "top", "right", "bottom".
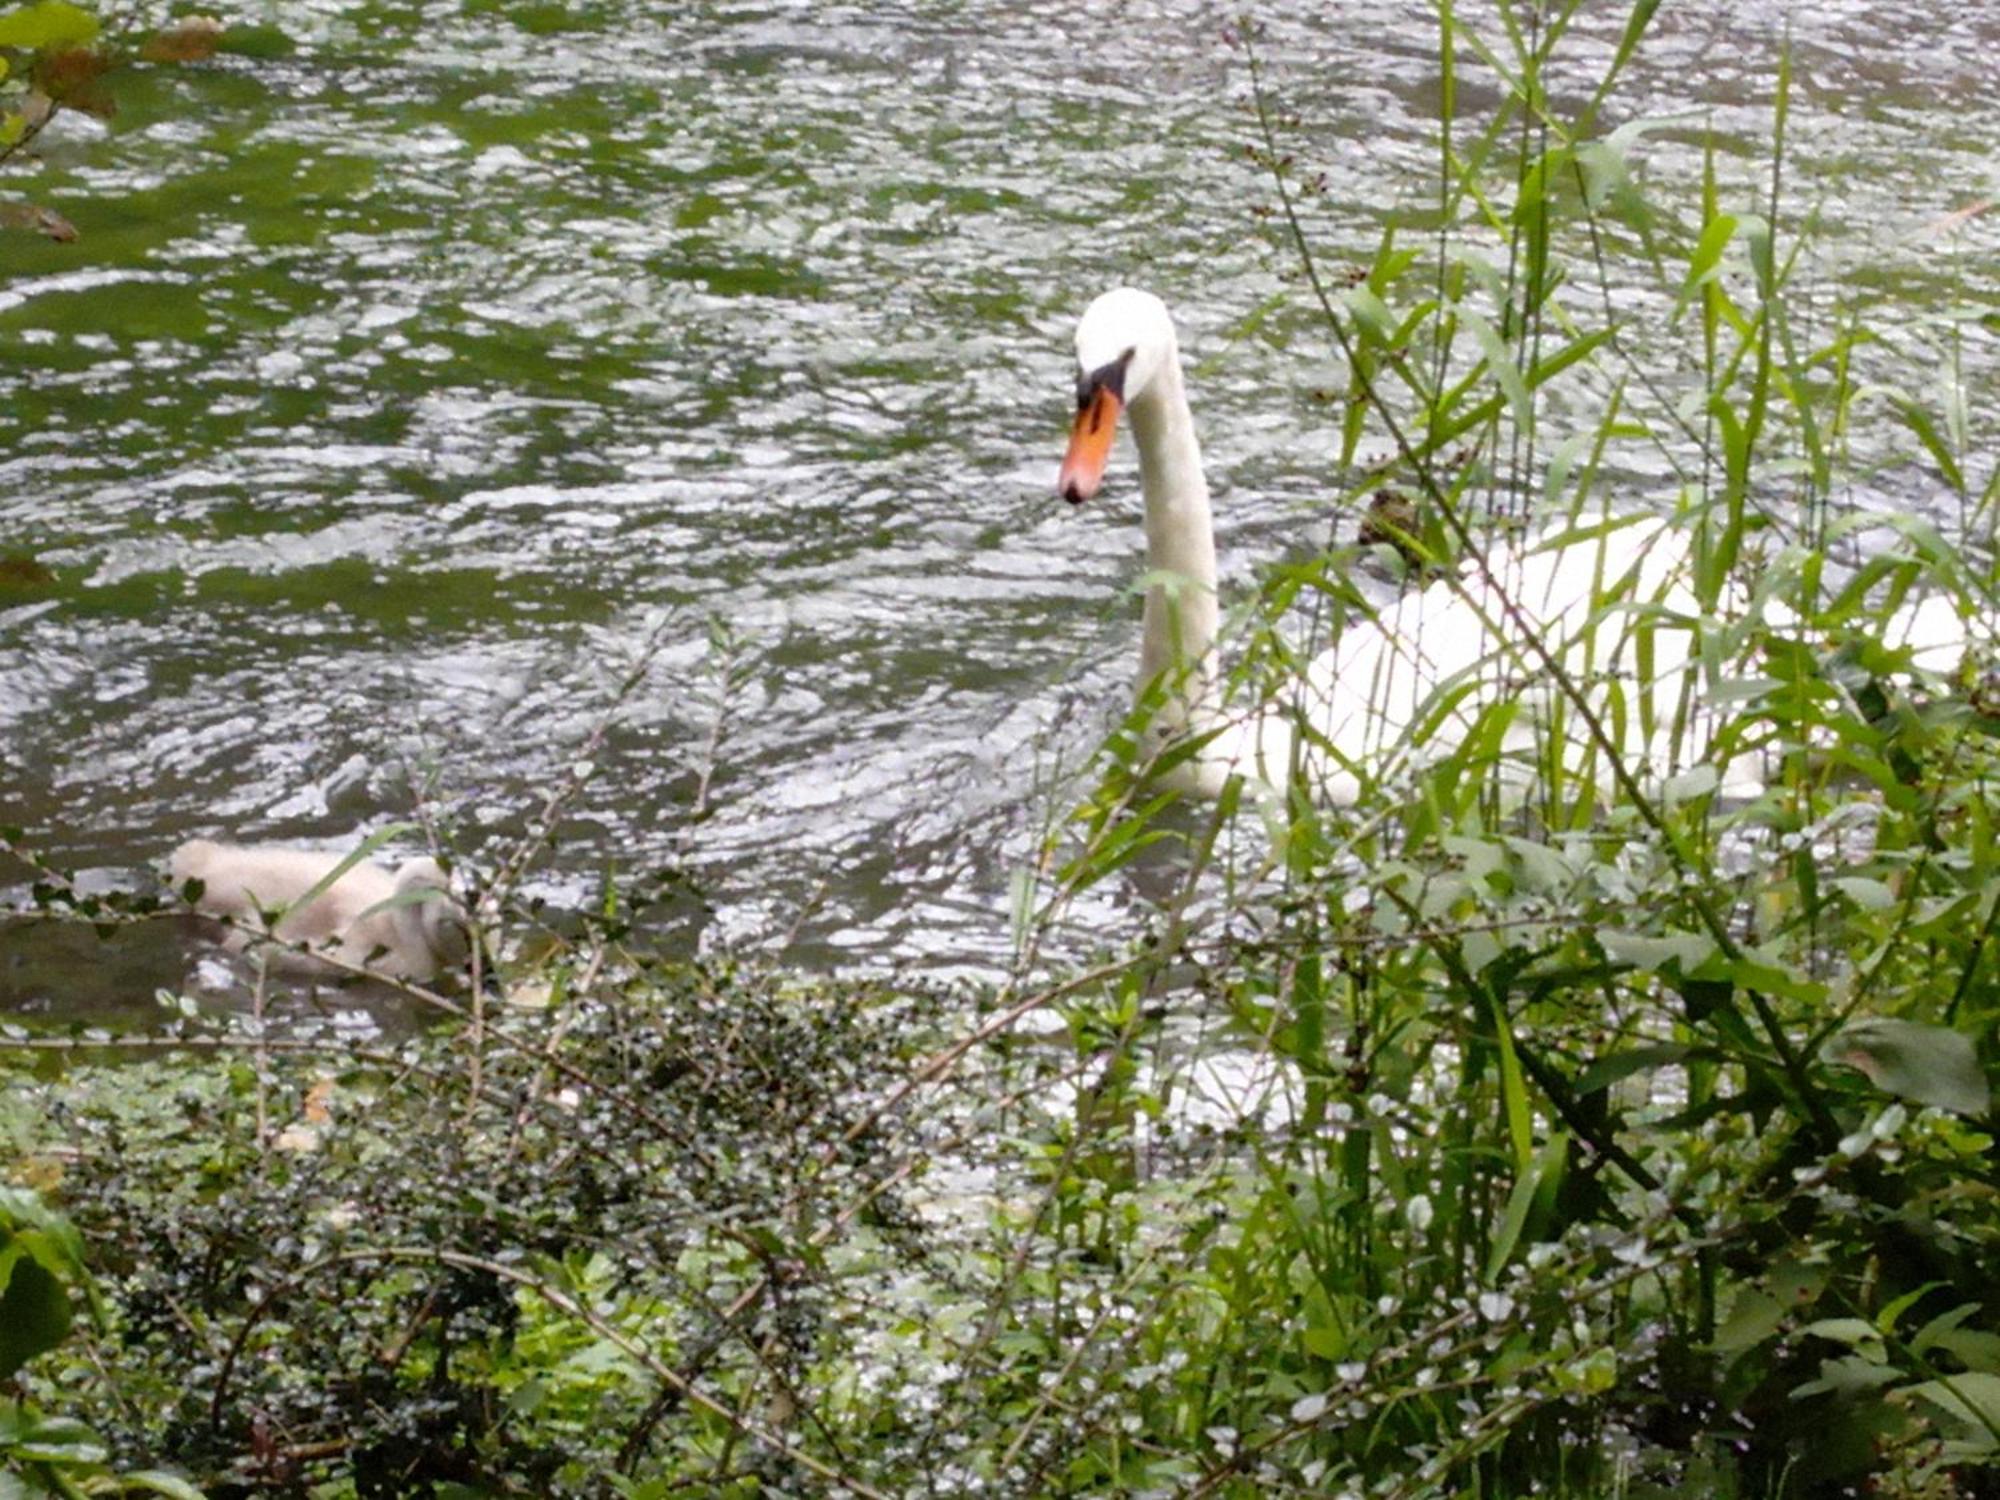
[
  {"left": 1059, "top": 288, "right": 1974, "bottom": 806},
  {"left": 170, "top": 839, "right": 469, "bottom": 981}
]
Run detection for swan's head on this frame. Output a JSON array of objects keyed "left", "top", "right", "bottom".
[
  {"left": 393, "top": 856, "right": 473, "bottom": 968},
  {"left": 1058, "top": 287, "right": 1180, "bottom": 504}
]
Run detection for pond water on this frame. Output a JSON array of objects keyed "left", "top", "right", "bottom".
[{"left": 2, "top": 1, "right": 1995, "bottom": 1023}]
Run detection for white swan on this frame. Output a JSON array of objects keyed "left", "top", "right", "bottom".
[
  {"left": 170, "top": 839, "right": 471, "bottom": 982},
  {"left": 1058, "top": 287, "right": 1974, "bottom": 807}
]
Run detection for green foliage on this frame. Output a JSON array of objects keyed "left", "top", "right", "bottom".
[
  {"left": 0, "top": 0, "right": 227, "bottom": 240},
  {"left": 0, "top": 1187, "right": 89, "bottom": 1380},
  {"left": 0, "top": 1192, "right": 204, "bottom": 1498},
  {"left": 4, "top": 963, "right": 959, "bottom": 1496},
  {"left": 1832, "top": 1019, "right": 1992, "bottom": 1118},
  {"left": 0, "top": 1, "right": 97, "bottom": 52},
  {"left": 996, "top": 5, "right": 2000, "bottom": 1495}
]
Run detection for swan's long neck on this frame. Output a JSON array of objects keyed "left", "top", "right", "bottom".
[{"left": 1129, "top": 352, "right": 1220, "bottom": 719}]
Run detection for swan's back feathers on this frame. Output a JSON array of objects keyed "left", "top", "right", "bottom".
[
  {"left": 1263, "top": 516, "right": 1977, "bottom": 805},
  {"left": 1281, "top": 516, "right": 1714, "bottom": 796},
  {"left": 170, "top": 839, "right": 469, "bottom": 981}
]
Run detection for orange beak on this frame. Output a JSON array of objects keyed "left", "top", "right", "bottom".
[{"left": 1057, "top": 385, "right": 1122, "bottom": 504}]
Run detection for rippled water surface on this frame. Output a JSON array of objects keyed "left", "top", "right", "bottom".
[{"left": 3, "top": 1, "right": 1995, "bottom": 1018}]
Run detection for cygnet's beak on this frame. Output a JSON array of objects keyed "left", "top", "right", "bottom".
[{"left": 1058, "top": 366, "right": 1125, "bottom": 504}]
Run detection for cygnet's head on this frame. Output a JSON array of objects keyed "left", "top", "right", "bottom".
[
  {"left": 1058, "top": 287, "right": 1181, "bottom": 505},
  {"left": 393, "top": 857, "right": 472, "bottom": 967}
]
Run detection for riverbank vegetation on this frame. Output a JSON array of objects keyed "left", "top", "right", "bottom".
[{"left": 6, "top": 2, "right": 2000, "bottom": 1496}]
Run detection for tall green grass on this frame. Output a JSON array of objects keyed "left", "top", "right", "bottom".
[{"left": 1005, "top": 3, "right": 2000, "bottom": 1495}]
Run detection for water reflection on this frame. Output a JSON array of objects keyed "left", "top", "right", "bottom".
[{"left": 0, "top": 1, "right": 1994, "bottom": 1022}]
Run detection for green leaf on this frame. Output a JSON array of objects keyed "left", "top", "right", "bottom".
[
  {"left": 1487, "top": 987, "right": 1533, "bottom": 1176},
  {"left": 1300, "top": 1325, "right": 1344, "bottom": 1360},
  {"left": 1570, "top": 139, "right": 1628, "bottom": 211},
  {"left": 1341, "top": 285, "right": 1398, "bottom": 344},
  {"left": 1524, "top": 328, "right": 1616, "bottom": 392},
  {"left": 212, "top": 21, "right": 293, "bottom": 58},
  {"left": 0, "top": 1251, "right": 72, "bottom": 1381},
  {"left": 1788, "top": 1353, "right": 1899, "bottom": 1401},
  {"left": 10, "top": 1412, "right": 106, "bottom": 1463},
  {"left": 1905, "top": 1371, "right": 2000, "bottom": 1437},
  {"left": 1876, "top": 1282, "right": 1944, "bottom": 1336},
  {"left": 1484, "top": 1129, "right": 1567, "bottom": 1284},
  {"left": 0, "top": 1189, "right": 88, "bottom": 1279},
  {"left": 0, "top": 0, "right": 98, "bottom": 48},
  {"left": 1712, "top": 1289, "right": 1784, "bottom": 1354},
  {"left": 1829, "top": 877, "right": 1896, "bottom": 912},
  {"left": 1598, "top": 929, "right": 1714, "bottom": 974},
  {"left": 1736, "top": 212, "right": 1774, "bottom": 294},
  {"left": 1800, "top": 1317, "right": 1881, "bottom": 1348},
  {"left": 1461, "top": 309, "right": 1532, "bottom": 431},
  {"left": 1909, "top": 1301, "right": 1980, "bottom": 1354},
  {"left": 1930, "top": 1328, "right": 2000, "bottom": 1375},
  {"left": 1698, "top": 955, "right": 1826, "bottom": 1005},
  {"left": 1673, "top": 211, "right": 1738, "bottom": 322},
  {"left": 117, "top": 1473, "right": 209, "bottom": 1499},
  {"left": 1513, "top": 145, "right": 1572, "bottom": 223},
  {"left": 1831, "top": 1018, "right": 1992, "bottom": 1117},
  {"left": 1575, "top": 1042, "right": 1691, "bottom": 1097},
  {"left": 1891, "top": 396, "right": 1967, "bottom": 494}
]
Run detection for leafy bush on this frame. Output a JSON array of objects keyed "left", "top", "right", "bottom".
[
  {"left": 1, "top": 1188, "right": 202, "bottom": 1497},
  {"left": 6, "top": 962, "right": 962, "bottom": 1497}
]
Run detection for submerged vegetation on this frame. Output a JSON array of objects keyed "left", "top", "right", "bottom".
[{"left": 6, "top": 2, "right": 2000, "bottom": 1498}]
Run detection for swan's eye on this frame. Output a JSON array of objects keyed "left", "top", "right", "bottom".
[{"left": 1074, "top": 349, "right": 1134, "bottom": 412}]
